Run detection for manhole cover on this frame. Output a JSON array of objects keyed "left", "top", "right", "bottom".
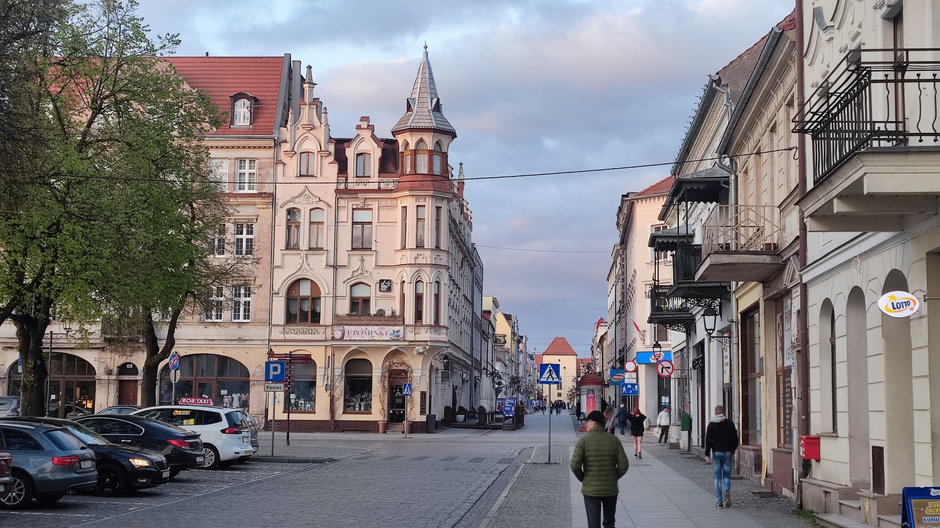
[{"left": 751, "top": 491, "right": 778, "bottom": 498}]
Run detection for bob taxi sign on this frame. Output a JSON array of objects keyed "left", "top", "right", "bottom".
[{"left": 878, "top": 291, "right": 920, "bottom": 318}]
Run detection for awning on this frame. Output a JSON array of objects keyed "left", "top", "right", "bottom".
[
  {"left": 648, "top": 226, "right": 694, "bottom": 251},
  {"left": 659, "top": 165, "right": 730, "bottom": 220}
]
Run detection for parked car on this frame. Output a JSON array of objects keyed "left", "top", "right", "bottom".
[
  {"left": 76, "top": 414, "right": 204, "bottom": 477},
  {"left": 132, "top": 405, "right": 255, "bottom": 469},
  {"left": 0, "top": 397, "right": 20, "bottom": 417},
  {"left": 97, "top": 405, "right": 140, "bottom": 415},
  {"left": 0, "top": 421, "right": 97, "bottom": 509},
  {"left": 45, "top": 403, "right": 93, "bottom": 419},
  {"left": 2, "top": 417, "right": 169, "bottom": 495},
  {"left": 0, "top": 450, "right": 11, "bottom": 495}
]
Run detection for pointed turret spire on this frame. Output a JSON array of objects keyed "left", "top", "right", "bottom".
[{"left": 391, "top": 45, "right": 456, "bottom": 135}]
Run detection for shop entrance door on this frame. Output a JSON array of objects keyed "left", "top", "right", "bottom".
[
  {"left": 388, "top": 369, "right": 407, "bottom": 423},
  {"left": 118, "top": 380, "right": 138, "bottom": 405}
]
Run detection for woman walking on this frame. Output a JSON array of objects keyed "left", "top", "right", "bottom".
[
  {"left": 603, "top": 405, "right": 616, "bottom": 434},
  {"left": 626, "top": 408, "right": 647, "bottom": 458}
]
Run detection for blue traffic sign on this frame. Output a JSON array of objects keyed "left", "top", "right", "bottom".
[
  {"left": 622, "top": 383, "right": 639, "bottom": 396},
  {"left": 503, "top": 397, "right": 517, "bottom": 417},
  {"left": 636, "top": 350, "right": 673, "bottom": 364},
  {"left": 538, "top": 364, "right": 561, "bottom": 385},
  {"left": 402, "top": 383, "right": 412, "bottom": 396},
  {"left": 168, "top": 353, "right": 181, "bottom": 371},
  {"left": 265, "top": 361, "right": 286, "bottom": 382}
]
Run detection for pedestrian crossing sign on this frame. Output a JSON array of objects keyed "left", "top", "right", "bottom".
[{"left": 539, "top": 363, "right": 561, "bottom": 385}]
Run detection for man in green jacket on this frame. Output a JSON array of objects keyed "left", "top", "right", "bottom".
[{"left": 570, "top": 410, "right": 629, "bottom": 528}]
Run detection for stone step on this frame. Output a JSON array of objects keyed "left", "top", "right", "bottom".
[
  {"left": 816, "top": 513, "right": 871, "bottom": 528},
  {"left": 877, "top": 514, "right": 901, "bottom": 528},
  {"left": 839, "top": 499, "right": 863, "bottom": 522}
]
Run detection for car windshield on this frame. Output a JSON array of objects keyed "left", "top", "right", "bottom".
[
  {"left": 61, "top": 421, "right": 111, "bottom": 446},
  {"left": 46, "top": 429, "right": 87, "bottom": 450}
]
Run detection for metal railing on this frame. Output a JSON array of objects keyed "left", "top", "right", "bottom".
[
  {"left": 795, "top": 48, "right": 940, "bottom": 184},
  {"left": 648, "top": 283, "right": 689, "bottom": 315},
  {"left": 671, "top": 242, "right": 702, "bottom": 284},
  {"left": 702, "top": 205, "right": 780, "bottom": 255}
]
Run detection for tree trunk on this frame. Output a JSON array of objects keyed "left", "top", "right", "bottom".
[
  {"left": 139, "top": 307, "right": 182, "bottom": 407},
  {"left": 13, "top": 313, "right": 50, "bottom": 417}
]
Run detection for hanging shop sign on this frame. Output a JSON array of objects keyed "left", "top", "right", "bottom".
[
  {"left": 608, "top": 369, "right": 625, "bottom": 385},
  {"left": 878, "top": 291, "right": 920, "bottom": 318}
]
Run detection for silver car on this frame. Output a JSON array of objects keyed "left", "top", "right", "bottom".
[
  {"left": 0, "top": 397, "right": 20, "bottom": 417},
  {"left": 0, "top": 421, "right": 98, "bottom": 509}
]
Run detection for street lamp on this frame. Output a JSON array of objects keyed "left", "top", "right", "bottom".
[{"left": 703, "top": 306, "right": 719, "bottom": 337}]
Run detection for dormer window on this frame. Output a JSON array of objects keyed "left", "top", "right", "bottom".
[
  {"left": 230, "top": 93, "right": 258, "bottom": 126},
  {"left": 355, "top": 152, "right": 371, "bottom": 178}
]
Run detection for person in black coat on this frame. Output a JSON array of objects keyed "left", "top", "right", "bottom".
[
  {"left": 704, "top": 405, "right": 739, "bottom": 508},
  {"left": 625, "top": 408, "right": 647, "bottom": 459}
]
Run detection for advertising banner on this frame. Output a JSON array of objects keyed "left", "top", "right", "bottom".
[
  {"left": 902, "top": 487, "right": 940, "bottom": 528},
  {"left": 609, "top": 369, "right": 626, "bottom": 385},
  {"left": 636, "top": 350, "right": 673, "bottom": 364}
]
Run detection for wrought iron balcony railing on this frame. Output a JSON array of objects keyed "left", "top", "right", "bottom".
[
  {"left": 795, "top": 48, "right": 940, "bottom": 184},
  {"left": 672, "top": 242, "right": 702, "bottom": 284},
  {"left": 648, "top": 283, "right": 689, "bottom": 315},
  {"left": 702, "top": 205, "right": 780, "bottom": 255}
]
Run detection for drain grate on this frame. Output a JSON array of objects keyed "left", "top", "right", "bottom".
[{"left": 751, "top": 491, "right": 778, "bottom": 498}]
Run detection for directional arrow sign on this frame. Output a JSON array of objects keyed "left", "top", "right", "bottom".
[{"left": 657, "top": 360, "right": 674, "bottom": 378}]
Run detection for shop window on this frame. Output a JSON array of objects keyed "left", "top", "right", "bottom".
[
  {"left": 344, "top": 359, "right": 372, "bottom": 412},
  {"left": 158, "top": 354, "right": 250, "bottom": 410},
  {"left": 286, "top": 279, "right": 321, "bottom": 324},
  {"left": 284, "top": 362, "right": 316, "bottom": 412}
]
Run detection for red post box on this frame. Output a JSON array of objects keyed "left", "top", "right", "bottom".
[{"left": 800, "top": 435, "right": 820, "bottom": 461}]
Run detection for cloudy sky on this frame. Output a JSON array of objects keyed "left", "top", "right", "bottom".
[{"left": 137, "top": 0, "right": 794, "bottom": 356}]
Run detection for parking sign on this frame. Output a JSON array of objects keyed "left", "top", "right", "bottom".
[{"left": 265, "top": 361, "right": 286, "bottom": 382}]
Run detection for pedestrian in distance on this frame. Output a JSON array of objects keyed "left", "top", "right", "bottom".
[
  {"left": 615, "top": 403, "right": 629, "bottom": 436},
  {"left": 704, "top": 405, "right": 739, "bottom": 509},
  {"left": 656, "top": 406, "right": 671, "bottom": 444},
  {"left": 625, "top": 408, "right": 647, "bottom": 459},
  {"left": 602, "top": 405, "right": 615, "bottom": 434},
  {"left": 570, "top": 410, "right": 629, "bottom": 528}
]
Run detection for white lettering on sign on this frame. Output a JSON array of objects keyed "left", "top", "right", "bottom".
[{"left": 332, "top": 326, "right": 404, "bottom": 340}]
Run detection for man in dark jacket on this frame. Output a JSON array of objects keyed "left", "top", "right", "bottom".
[
  {"left": 570, "top": 410, "right": 629, "bottom": 528},
  {"left": 704, "top": 405, "right": 739, "bottom": 508}
]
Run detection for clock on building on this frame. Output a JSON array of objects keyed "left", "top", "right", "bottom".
[{"left": 378, "top": 279, "right": 392, "bottom": 292}]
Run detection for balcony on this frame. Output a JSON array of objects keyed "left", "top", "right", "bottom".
[
  {"left": 698, "top": 205, "right": 783, "bottom": 282},
  {"left": 796, "top": 48, "right": 940, "bottom": 232},
  {"left": 669, "top": 241, "right": 730, "bottom": 302},
  {"left": 647, "top": 283, "right": 693, "bottom": 332}
]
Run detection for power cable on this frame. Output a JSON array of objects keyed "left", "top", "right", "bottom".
[{"left": 475, "top": 244, "right": 609, "bottom": 254}]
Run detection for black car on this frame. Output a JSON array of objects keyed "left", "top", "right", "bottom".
[
  {"left": 1, "top": 417, "right": 169, "bottom": 495},
  {"left": 75, "top": 415, "right": 204, "bottom": 477}
]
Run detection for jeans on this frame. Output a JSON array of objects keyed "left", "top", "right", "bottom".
[
  {"left": 711, "top": 451, "right": 733, "bottom": 503},
  {"left": 618, "top": 422, "right": 626, "bottom": 435},
  {"left": 583, "top": 494, "right": 617, "bottom": 528},
  {"left": 658, "top": 425, "right": 669, "bottom": 443}
]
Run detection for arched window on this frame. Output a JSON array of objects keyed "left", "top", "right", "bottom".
[
  {"left": 233, "top": 98, "right": 252, "bottom": 126},
  {"left": 415, "top": 140, "right": 428, "bottom": 174},
  {"left": 299, "top": 151, "right": 316, "bottom": 176},
  {"left": 285, "top": 361, "right": 316, "bottom": 411},
  {"left": 402, "top": 141, "right": 412, "bottom": 174},
  {"left": 356, "top": 152, "right": 371, "bottom": 178},
  {"left": 350, "top": 283, "right": 371, "bottom": 315},
  {"left": 286, "top": 279, "right": 321, "bottom": 324},
  {"left": 399, "top": 280, "right": 406, "bottom": 318},
  {"left": 285, "top": 208, "right": 301, "bottom": 249},
  {"left": 414, "top": 280, "right": 424, "bottom": 323},
  {"left": 433, "top": 281, "right": 441, "bottom": 325},
  {"left": 309, "top": 208, "right": 325, "bottom": 249},
  {"left": 344, "top": 359, "right": 372, "bottom": 412},
  {"left": 432, "top": 141, "right": 444, "bottom": 175},
  {"left": 157, "top": 354, "right": 250, "bottom": 409}
]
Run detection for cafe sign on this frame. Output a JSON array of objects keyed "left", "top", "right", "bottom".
[
  {"left": 878, "top": 291, "right": 920, "bottom": 318},
  {"left": 332, "top": 326, "right": 404, "bottom": 341}
]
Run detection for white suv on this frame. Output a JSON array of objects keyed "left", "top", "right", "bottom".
[{"left": 132, "top": 405, "right": 255, "bottom": 469}]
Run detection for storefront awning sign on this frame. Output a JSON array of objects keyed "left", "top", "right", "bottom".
[{"left": 636, "top": 350, "right": 673, "bottom": 364}]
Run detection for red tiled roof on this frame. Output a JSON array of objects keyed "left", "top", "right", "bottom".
[
  {"left": 535, "top": 353, "right": 543, "bottom": 365},
  {"left": 637, "top": 176, "right": 674, "bottom": 196},
  {"left": 543, "top": 337, "right": 577, "bottom": 356},
  {"left": 578, "top": 373, "right": 603, "bottom": 386},
  {"left": 165, "top": 56, "right": 287, "bottom": 136}
]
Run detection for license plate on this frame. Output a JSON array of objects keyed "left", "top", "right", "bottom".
[
  {"left": 162, "top": 470, "right": 170, "bottom": 479},
  {"left": 195, "top": 456, "right": 204, "bottom": 464},
  {"left": 80, "top": 459, "right": 94, "bottom": 469}
]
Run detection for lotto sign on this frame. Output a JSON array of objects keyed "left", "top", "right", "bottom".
[
  {"left": 878, "top": 290, "right": 920, "bottom": 318},
  {"left": 657, "top": 360, "right": 674, "bottom": 378},
  {"left": 539, "top": 364, "right": 561, "bottom": 385}
]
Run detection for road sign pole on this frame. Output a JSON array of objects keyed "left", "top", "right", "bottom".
[
  {"left": 548, "top": 403, "right": 552, "bottom": 463},
  {"left": 286, "top": 351, "right": 292, "bottom": 447}
]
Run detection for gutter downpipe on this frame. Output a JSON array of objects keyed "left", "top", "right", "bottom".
[{"left": 795, "top": 0, "right": 811, "bottom": 505}]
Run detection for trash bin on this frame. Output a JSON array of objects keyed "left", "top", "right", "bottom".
[{"left": 426, "top": 414, "right": 436, "bottom": 433}]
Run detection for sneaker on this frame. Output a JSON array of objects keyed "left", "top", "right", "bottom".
[
  {"left": 723, "top": 492, "right": 731, "bottom": 508},
  {"left": 638, "top": 452, "right": 642, "bottom": 459},
  {"left": 716, "top": 502, "right": 724, "bottom": 509}
]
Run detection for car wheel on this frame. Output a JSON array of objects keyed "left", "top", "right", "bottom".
[
  {"left": 202, "top": 445, "right": 220, "bottom": 469},
  {"left": 36, "top": 494, "right": 64, "bottom": 504},
  {"left": 0, "top": 471, "right": 34, "bottom": 509},
  {"left": 97, "top": 463, "right": 127, "bottom": 495}
]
